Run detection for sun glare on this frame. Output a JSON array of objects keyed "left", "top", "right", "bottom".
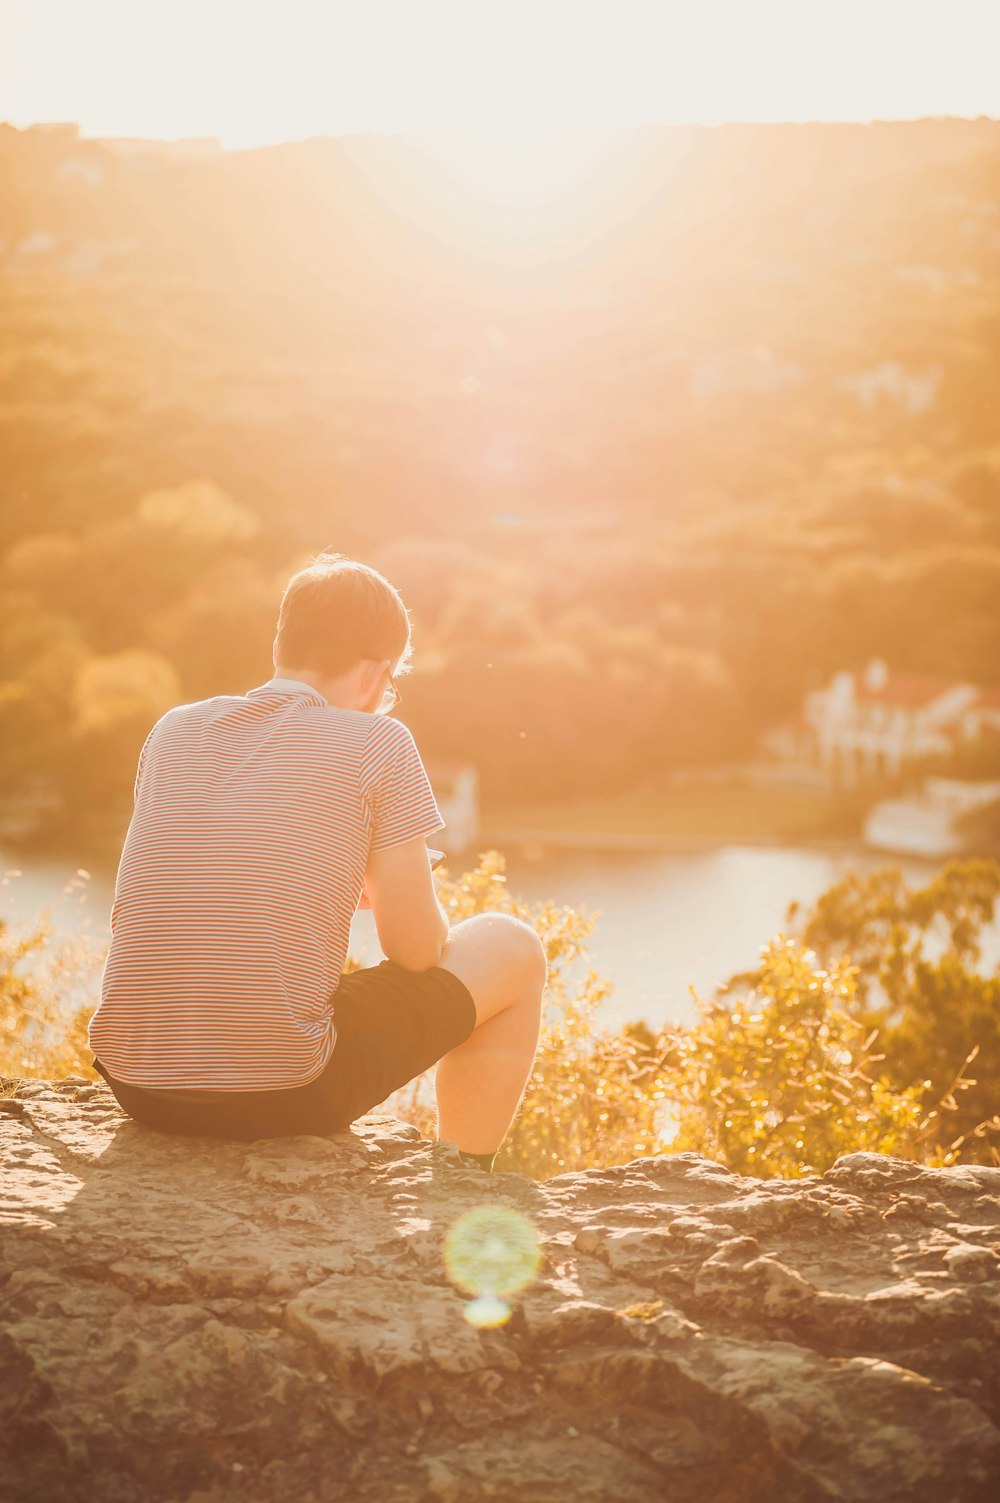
[{"left": 408, "top": 126, "right": 623, "bottom": 211}]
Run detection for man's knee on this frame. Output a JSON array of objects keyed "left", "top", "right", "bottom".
[
  {"left": 488, "top": 913, "right": 547, "bottom": 997},
  {"left": 509, "top": 917, "right": 548, "bottom": 990},
  {"left": 441, "top": 911, "right": 547, "bottom": 992}
]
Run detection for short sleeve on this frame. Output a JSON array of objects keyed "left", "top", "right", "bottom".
[
  {"left": 133, "top": 725, "right": 157, "bottom": 806},
  {"left": 361, "top": 718, "right": 446, "bottom": 852},
  {"left": 133, "top": 710, "right": 176, "bottom": 806}
]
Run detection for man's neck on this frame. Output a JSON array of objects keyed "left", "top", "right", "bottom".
[{"left": 267, "top": 670, "right": 329, "bottom": 704}]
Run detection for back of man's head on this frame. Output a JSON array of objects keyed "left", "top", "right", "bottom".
[{"left": 275, "top": 550, "right": 413, "bottom": 679}]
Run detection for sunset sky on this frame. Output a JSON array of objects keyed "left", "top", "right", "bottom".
[{"left": 1, "top": 0, "right": 998, "bottom": 148}]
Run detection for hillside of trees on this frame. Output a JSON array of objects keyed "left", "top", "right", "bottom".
[{"left": 1, "top": 117, "right": 999, "bottom": 844}]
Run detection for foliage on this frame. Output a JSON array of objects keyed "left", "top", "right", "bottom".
[
  {"left": 385, "top": 849, "right": 674, "bottom": 1178},
  {"left": 4, "top": 123, "right": 1000, "bottom": 821},
  {"left": 653, "top": 934, "right": 931, "bottom": 1178},
  {"left": 1, "top": 853, "right": 675, "bottom": 1182},
  {"left": 0, "top": 876, "right": 106, "bottom": 1092},
  {"left": 3, "top": 852, "right": 997, "bottom": 1179},
  {"left": 785, "top": 858, "right": 1000, "bottom": 1162}
]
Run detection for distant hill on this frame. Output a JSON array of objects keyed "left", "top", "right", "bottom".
[{"left": 0, "top": 116, "right": 998, "bottom": 823}]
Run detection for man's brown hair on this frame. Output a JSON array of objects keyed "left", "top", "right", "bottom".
[{"left": 274, "top": 550, "right": 414, "bottom": 680}]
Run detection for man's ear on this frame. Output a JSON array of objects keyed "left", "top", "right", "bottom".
[{"left": 359, "top": 658, "right": 381, "bottom": 696}]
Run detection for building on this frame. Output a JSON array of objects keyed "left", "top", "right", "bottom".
[
  {"left": 863, "top": 775, "right": 1000, "bottom": 859},
  {"left": 760, "top": 656, "right": 1000, "bottom": 788}
]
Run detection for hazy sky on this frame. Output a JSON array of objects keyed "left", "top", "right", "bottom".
[{"left": 2, "top": 0, "right": 998, "bottom": 147}]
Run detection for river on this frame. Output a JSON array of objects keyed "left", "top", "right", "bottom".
[{"left": 4, "top": 837, "right": 997, "bottom": 1034}]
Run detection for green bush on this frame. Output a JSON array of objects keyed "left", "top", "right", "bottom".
[
  {"left": 790, "top": 857, "right": 1000, "bottom": 1163},
  {"left": 653, "top": 934, "right": 930, "bottom": 1178}
]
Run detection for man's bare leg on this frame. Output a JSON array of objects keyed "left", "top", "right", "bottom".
[{"left": 433, "top": 913, "right": 547, "bottom": 1156}]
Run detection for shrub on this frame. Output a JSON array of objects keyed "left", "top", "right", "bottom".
[
  {"left": 386, "top": 849, "right": 674, "bottom": 1179},
  {"left": 1, "top": 852, "right": 675, "bottom": 1183},
  {"left": 5, "top": 852, "right": 994, "bottom": 1179},
  {"left": 0, "top": 880, "right": 106, "bottom": 1089},
  {"left": 653, "top": 934, "right": 931, "bottom": 1178},
  {"left": 788, "top": 857, "right": 1000, "bottom": 1163}
]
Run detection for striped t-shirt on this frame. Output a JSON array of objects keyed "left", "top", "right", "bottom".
[{"left": 87, "top": 675, "right": 446, "bottom": 1091}]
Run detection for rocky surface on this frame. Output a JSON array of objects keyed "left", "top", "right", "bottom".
[{"left": 2, "top": 1077, "right": 1000, "bottom": 1503}]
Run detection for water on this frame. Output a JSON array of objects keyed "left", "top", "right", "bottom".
[
  {"left": 3, "top": 839, "right": 997, "bottom": 1033},
  {"left": 459, "top": 841, "right": 1000, "bottom": 1029}
]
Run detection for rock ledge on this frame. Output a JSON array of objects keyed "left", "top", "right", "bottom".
[{"left": 2, "top": 1077, "right": 999, "bottom": 1501}]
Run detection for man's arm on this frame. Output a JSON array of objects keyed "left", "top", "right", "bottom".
[
  {"left": 359, "top": 718, "right": 450, "bottom": 971},
  {"left": 363, "top": 833, "right": 450, "bottom": 972}
]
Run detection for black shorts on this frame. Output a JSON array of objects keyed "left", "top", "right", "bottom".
[{"left": 91, "top": 958, "right": 477, "bottom": 1143}]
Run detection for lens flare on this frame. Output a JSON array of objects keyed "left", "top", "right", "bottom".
[{"left": 444, "top": 1205, "right": 542, "bottom": 1326}]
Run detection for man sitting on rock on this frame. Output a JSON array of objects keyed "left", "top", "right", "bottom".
[{"left": 88, "top": 549, "right": 548, "bottom": 1172}]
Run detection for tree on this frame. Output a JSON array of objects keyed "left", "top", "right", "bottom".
[{"left": 64, "top": 649, "right": 182, "bottom": 823}]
